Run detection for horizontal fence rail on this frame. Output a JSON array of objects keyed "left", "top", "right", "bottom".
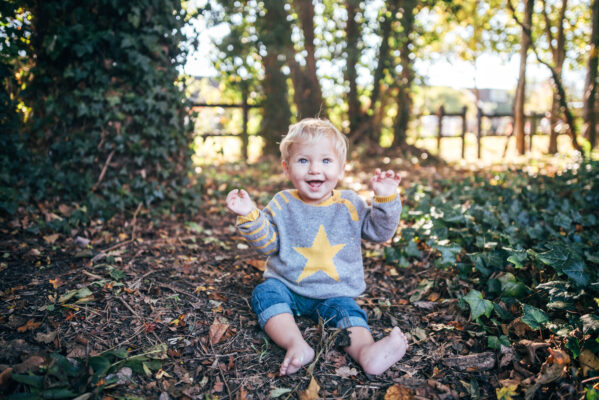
[{"left": 191, "top": 90, "right": 261, "bottom": 160}]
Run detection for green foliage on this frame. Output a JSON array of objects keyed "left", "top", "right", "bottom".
[
  {"left": 390, "top": 161, "right": 599, "bottom": 356},
  {"left": 1, "top": 0, "right": 199, "bottom": 220},
  {"left": 5, "top": 347, "right": 165, "bottom": 398}
]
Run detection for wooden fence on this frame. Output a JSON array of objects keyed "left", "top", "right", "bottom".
[
  {"left": 192, "top": 88, "right": 260, "bottom": 161},
  {"left": 432, "top": 106, "right": 549, "bottom": 159}
]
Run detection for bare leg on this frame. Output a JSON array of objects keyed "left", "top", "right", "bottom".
[
  {"left": 344, "top": 326, "right": 408, "bottom": 376},
  {"left": 264, "top": 313, "right": 315, "bottom": 375}
]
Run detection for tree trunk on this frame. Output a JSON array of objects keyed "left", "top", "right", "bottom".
[
  {"left": 260, "top": 0, "right": 292, "bottom": 156},
  {"left": 345, "top": 0, "right": 363, "bottom": 134},
  {"left": 261, "top": 53, "right": 292, "bottom": 156},
  {"left": 514, "top": 0, "right": 534, "bottom": 155},
  {"left": 290, "top": 0, "right": 325, "bottom": 118},
  {"left": 392, "top": 0, "right": 416, "bottom": 147},
  {"left": 584, "top": 0, "right": 599, "bottom": 149},
  {"left": 544, "top": 0, "right": 567, "bottom": 154},
  {"left": 349, "top": 0, "right": 398, "bottom": 144}
]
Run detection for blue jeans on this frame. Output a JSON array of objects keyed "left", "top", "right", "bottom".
[{"left": 251, "top": 278, "right": 369, "bottom": 331}]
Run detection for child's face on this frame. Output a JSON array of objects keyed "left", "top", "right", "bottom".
[{"left": 282, "top": 137, "right": 345, "bottom": 204}]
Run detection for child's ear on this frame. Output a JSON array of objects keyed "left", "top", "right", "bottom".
[{"left": 282, "top": 160, "right": 290, "bottom": 178}]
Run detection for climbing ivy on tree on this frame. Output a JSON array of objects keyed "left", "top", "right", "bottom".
[{"left": 1, "top": 0, "right": 197, "bottom": 220}]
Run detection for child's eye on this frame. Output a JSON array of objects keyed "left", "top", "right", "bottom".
[
  {"left": 298, "top": 158, "right": 308, "bottom": 164},
  {"left": 323, "top": 158, "right": 331, "bottom": 164}
]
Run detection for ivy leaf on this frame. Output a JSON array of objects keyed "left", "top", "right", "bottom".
[
  {"left": 433, "top": 243, "right": 462, "bottom": 268},
  {"left": 488, "top": 335, "right": 510, "bottom": 349},
  {"left": 462, "top": 290, "right": 493, "bottom": 320},
  {"left": 580, "top": 314, "right": 599, "bottom": 335},
  {"left": 404, "top": 240, "right": 422, "bottom": 258},
  {"left": 506, "top": 249, "right": 528, "bottom": 268},
  {"left": 521, "top": 304, "right": 549, "bottom": 330},
  {"left": 529, "top": 243, "right": 589, "bottom": 287}
]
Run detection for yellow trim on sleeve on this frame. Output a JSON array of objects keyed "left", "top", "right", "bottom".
[
  {"left": 265, "top": 205, "right": 275, "bottom": 217},
  {"left": 236, "top": 208, "right": 260, "bottom": 225},
  {"left": 374, "top": 193, "right": 398, "bottom": 203},
  {"left": 250, "top": 230, "right": 269, "bottom": 243},
  {"left": 279, "top": 191, "right": 289, "bottom": 203},
  {"left": 242, "top": 219, "right": 266, "bottom": 236},
  {"left": 272, "top": 198, "right": 281, "bottom": 210},
  {"left": 256, "top": 233, "right": 277, "bottom": 249}
]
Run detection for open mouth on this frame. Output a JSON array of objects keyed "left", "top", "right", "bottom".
[{"left": 306, "top": 180, "right": 324, "bottom": 191}]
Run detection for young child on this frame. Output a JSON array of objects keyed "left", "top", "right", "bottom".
[{"left": 226, "top": 118, "right": 408, "bottom": 376}]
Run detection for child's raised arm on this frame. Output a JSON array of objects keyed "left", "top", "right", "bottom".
[
  {"left": 370, "top": 168, "right": 401, "bottom": 197},
  {"left": 226, "top": 189, "right": 255, "bottom": 216}
]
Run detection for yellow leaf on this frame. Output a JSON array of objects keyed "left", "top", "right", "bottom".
[
  {"left": 384, "top": 383, "right": 413, "bottom": 400},
  {"left": 298, "top": 377, "right": 320, "bottom": 400},
  {"left": 496, "top": 383, "right": 519, "bottom": 400}
]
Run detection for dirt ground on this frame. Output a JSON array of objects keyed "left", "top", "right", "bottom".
[{"left": 0, "top": 149, "right": 582, "bottom": 399}]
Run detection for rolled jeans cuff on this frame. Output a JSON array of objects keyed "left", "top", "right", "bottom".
[{"left": 257, "top": 303, "right": 293, "bottom": 329}]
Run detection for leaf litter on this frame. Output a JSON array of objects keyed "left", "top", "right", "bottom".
[{"left": 0, "top": 152, "right": 597, "bottom": 399}]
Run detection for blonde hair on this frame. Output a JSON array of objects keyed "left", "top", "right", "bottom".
[{"left": 279, "top": 118, "right": 348, "bottom": 162}]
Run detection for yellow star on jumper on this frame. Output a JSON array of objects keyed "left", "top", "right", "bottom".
[{"left": 294, "top": 225, "right": 346, "bottom": 283}]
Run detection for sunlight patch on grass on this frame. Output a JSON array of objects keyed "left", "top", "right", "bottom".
[
  {"left": 410, "top": 133, "right": 589, "bottom": 170},
  {"left": 192, "top": 135, "right": 265, "bottom": 166}
]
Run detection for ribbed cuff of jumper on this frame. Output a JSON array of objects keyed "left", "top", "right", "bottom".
[
  {"left": 236, "top": 208, "right": 259, "bottom": 225},
  {"left": 373, "top": 193, "right": 398, "bottom": 203}
]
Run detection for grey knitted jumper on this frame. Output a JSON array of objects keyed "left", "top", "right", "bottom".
[{"left": 236, "top": 189, "right": 402, "bottom": 299}]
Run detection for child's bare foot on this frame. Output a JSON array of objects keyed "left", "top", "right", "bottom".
[
  {"left": 280, "top": 342, "right": 315, "bottom": 375},
  {"left": 358, "top": 327, "right": 408, "bottom": 376}
]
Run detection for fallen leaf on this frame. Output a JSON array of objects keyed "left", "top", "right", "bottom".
[
  {"left": 384, "top": 383, "right": 414, "bottom": 400},
  {"left": 427, "top": 292, "right": 440, "bottom": 301},
  {"left": 209, "top": 320, "right": 230, "bottom": 345},
  {"left": 34, "top": 330, "right": 57, "bottom": 344},
  {"left": 17, "top": 319, "right": 41, "bottom": 332},
  {"left": 246, "top": 259, "right": 266, "bottom": 271},
  {"left": 49, "top": 278, "right": 63, "bottom": 289},
  {"left": 155, "top": 369, "right": 171, "bottom": 379},
  {"left": 213, "top": 380, "right": 224, "bottom": 392},
  {"left": 14, "top": 355, "right": 45, "bottom": 373},
  {"left": 43, "top": 234, "right": 60, "bottom": 244},
  {"left": 269, "top": 388, "right": 292, "bottom": 398},
  {"left": 579, "top": 349, "right": 599, "bottom": 376},
  {"left": 335, "top": 366, "right": 358, "bottom": 379},
  {"left": 298, "top": 376, "right": 320, "bottom": 400},
  {"left": 0, "top": 367, "right": 13, "bottom": 388}
]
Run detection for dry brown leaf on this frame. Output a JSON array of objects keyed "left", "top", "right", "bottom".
[
  {"left": 579, "top": 349, "right": 599, "bottom": 376},
  {"left": 246, "top": 259, "right": 266, "bottom": 271},
  {"left": 17, "top": 319, "right": 41, "bottom": 333},
  {"left": 34, "top": 330, "right": 57, "bottom": 344},
  {"left": 0, "top": 367, "right": 13, "bottom": 389},
  {"left": 298, "top": 376, "right": 320, "bottom": 400},
  {"left": 236, "top": 387, "right": 249, "bottom": 400},
  {"left": 213, "top": 380, "right": 224, "bottom": 392},
  {"left": 427, "top": 292, "right": 440, "bottom": 302},
  {"left": 384, "top": 383, "right": 414, "bottom": 400},
  {"left": 14, "top": 355, "right": 45, "bottom": 373},
  {"left": 209, "top": 320, "right": 230, "bottom": 345},
  {"left": 49, "top": 278, "right": 63, "bottom": 289},
  {"left": 43, "top": 234, "right": 59, "bottom": 244}
]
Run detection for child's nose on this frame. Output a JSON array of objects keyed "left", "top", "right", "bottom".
[{"left": 309, "top": 163, "right": 321, "bottom": 174}]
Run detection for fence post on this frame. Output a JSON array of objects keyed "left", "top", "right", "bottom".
[
  {"left": 437, "top": 105, "right": 444, "bottom": 154},
  {"left": 529, "top": 114, "right": 538, "bottom": 152},
  {"left": 476, "top": 106, "right": 483, "bottom": 159},
  {"left": 461, "top": 106, "right": 467, "bottom": 159},
  {"left": 241, "top": 85, "right": 249, "bottom": 162}
]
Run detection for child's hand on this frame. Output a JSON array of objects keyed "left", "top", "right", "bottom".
[
  {"left": 226, "top": 189, "right": 255, "bottom": 216},
  {"left": 370, "top": 168, "right": 401, "bottom": 197}
]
